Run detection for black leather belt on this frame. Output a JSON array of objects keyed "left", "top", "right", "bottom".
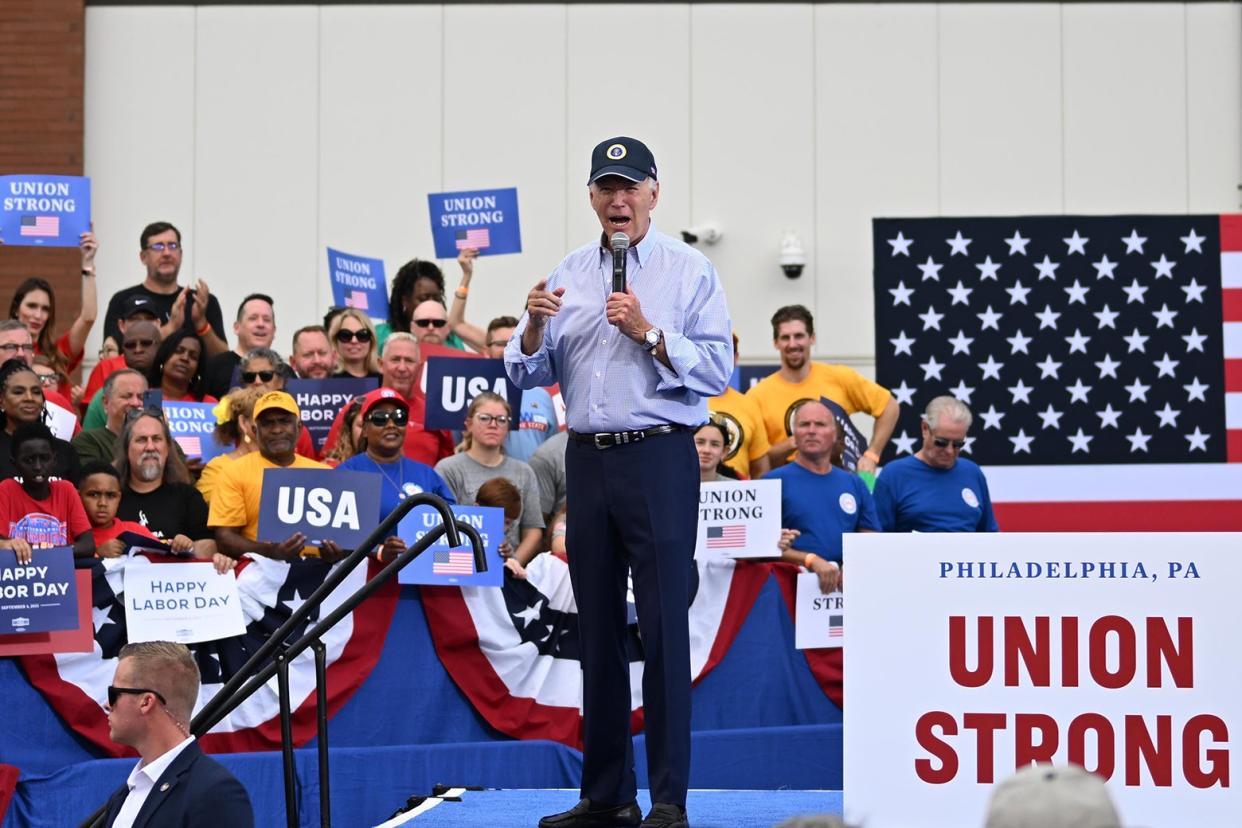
[{"left": 568, "top": 424, "right": 687, "bottom": 449}]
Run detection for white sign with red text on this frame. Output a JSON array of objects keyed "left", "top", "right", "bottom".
[{"left": 844, "top": 532, "right": 1242, "bottom": 828}]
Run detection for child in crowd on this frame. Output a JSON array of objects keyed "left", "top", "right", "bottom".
[
  {"left": 0, "top": 422, "right": 94, "bottom": 563},
  {"left": 79, "top": 460, "right": 234, "bottom": 572}
]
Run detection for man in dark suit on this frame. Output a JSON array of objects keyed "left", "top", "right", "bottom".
[{"left": 102, "top": 641, "right": 253, "bottom": 827}]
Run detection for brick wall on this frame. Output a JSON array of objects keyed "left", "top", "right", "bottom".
[{"left": 0, "top": 0, "right": 85, "bottom": 362}]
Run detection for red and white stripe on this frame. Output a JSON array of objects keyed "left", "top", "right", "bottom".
[{"left": 1221, "top": 214, "right": 1242, "bottom": 461}]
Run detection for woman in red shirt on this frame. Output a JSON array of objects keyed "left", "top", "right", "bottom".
[{"left": 0, "top": 422, "right": 93, "bottom": 564}]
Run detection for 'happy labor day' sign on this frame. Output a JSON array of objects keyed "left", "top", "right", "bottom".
[
  {"left": 0, "top": 548, "right": 77, "bottom": 634},
  {"left": 427, "top": 187, "right": 522, "bottom": 259},
  {"left": 123, "top": 559, "right": 245, "bottom": 644},
  {"left": 844, "top": 532, "right": 1242, "bottom": 828},
  {"left": 0, "top": 175, "right": 91, "bottom": 247}
]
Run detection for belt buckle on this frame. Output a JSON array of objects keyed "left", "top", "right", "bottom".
[{"left": 593, "top": 433, "right": 613, "bottom": 449}]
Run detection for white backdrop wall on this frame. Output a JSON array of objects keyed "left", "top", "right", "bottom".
[{"left": 83, "top": 2, "right": 1241, "bottom": 372}]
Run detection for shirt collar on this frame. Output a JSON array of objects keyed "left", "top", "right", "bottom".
[
  {"left": 599, "top": 223, "right": 659, "bottom": 272},
  {"left": 128, "top": 736, "right": 195, "bottom": 790}
]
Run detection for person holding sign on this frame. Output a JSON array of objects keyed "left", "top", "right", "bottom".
[
  {"left": 101, "top": 641, "right": 254, "bottom": 827},
  {"left": 764, "top": 400, "right": 879, "bottom": 594},
  {"left": 209, "top": 391, "right": 340, "bottom": 561},
  {"left": 0, "top": 359, "right": 81, "bottom": 483},
  {"left": 379, "top": 258, "right": 467, "bottom": 353},
  {"left": 9, "top": 230, "right": 98, "bottom": 401},
  {"left": 115, "top": 411, "right": 216, "bottom": 559},
  {"left": 507, "top": 137, "right": 732, "bottom": 828},
  {"left": 434, "top": 392, "right": 543, "bottom": 569},
  {"left": 338, "top": 387, "right": 454, "bottom": 560},
  {"left": 0, "top": 423, "right": 93, "bottom": 564},
  {"left": 873, "top": 395, "right": 998, "bottom": 534}
]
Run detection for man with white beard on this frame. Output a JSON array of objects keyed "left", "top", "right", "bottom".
[{"left": 114, "top": 410, "right": 217, "bottom": 558}]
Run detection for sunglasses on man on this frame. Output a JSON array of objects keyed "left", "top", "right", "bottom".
[
  {"left": 413, "top": 319, "right": 448, "bottom": 329},
  {"left": 107, "top": 684, "right": 167, "bottom": 706},
  {"left": 122, "top": 338, "right": 156, "bottom": 351},
  {"left": 932, "top": 437, "right": 967, "bottom": 450}
]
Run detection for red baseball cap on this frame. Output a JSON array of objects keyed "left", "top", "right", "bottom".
[{"left": 358, "top": 386, "right": 409, "bottom": 420}]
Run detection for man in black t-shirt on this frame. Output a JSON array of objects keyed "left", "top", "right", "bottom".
[
  {"left": 114, "top": 410, "right": 215, "bottom": 556},
  {"left": 101, "top": 222, "right": 229, "bottom": 358}
]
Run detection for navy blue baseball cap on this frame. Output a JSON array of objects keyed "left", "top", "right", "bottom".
[{"left": 588, "top": 137, "right": 658, "bottom": 185}]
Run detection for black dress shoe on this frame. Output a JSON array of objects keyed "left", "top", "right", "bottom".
[
  {"left": 641, "top": 802, "right": 688, "bottom": 828},
  {"left": 538, "top": 798, "right": 642, "bottom": 828}
]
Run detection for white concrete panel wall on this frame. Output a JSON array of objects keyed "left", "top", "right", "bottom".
[
  {"left": 84, "top": 7, "right": 198, "bottom": 322},
  {"left": 82, "top": 3, "right": 1242, "bottom": 372}
]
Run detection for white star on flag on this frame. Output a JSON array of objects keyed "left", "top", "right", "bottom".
[
  {"left": 1092, "top": 304, "right": 1119, "bottom": 329},
  {"left": 1067, "top": 428, "right": 1093, "bottom": 453},
  {"left": 1180, "top": 278, "right": 1206, "bottom": 303},
  {"left": 1180, "top": 228, "right": 1205, "bottom": 253},
  {"left": 917, "top": 257, "right": 943, "bottom": 281},
  {"left": 1064, "top": 230, "right": 1089, "bottom": 254},
  {"left": 1151, "top": 303, "right": 1178, "bottom": 328},
  {"left": 1096, "top": 403, "right": 1122, "bottom": 429},
  {"left": 1005, "top": 231, "right": 1030, "bottom": 255},
  {"left": 946, "top": 281, "right": 973, "bottom": 305},
  {"left": 976, "top": 257, "right": 1001, "bottom": 280},
  {"left": 1037, "top": 404, "right": 1063, "bottom": 429},
  {"left": 946, "top": 231, "right": 971, "bottom": 255},
  {"left": 949, "top": 380, "right": 974, "bottom": 403},
  {"left": 888, "top": 232, "right": 913, "bottom": 256},
  {"left": 1121, "top": 279, "right": 1148, "bottom": 304},
  {"left": 1063, "top": 280, "right": 1089, "bottom": 304},
  {"left": 889, "top": 281, "right": 913, "bottom": 306},
  {"left": 1034, "top": 256, "right": 1060, "bottom": 280},
  {"left": 1126, "top": 428, "right": 1151, "bottom": 452},
  {"left": 1183, "top": 377, "right": 1209, "bottom": 402},
  {"left": 1034, "top": 305, "right": 1061, "bottom": 329},
  {"left": 1005, "top": 280, "right": 1031, "bottom": 305},
  {"left": 1035, "top": 354, "right": 1062, "bottom": 379},
  {"left": 976, "top": 306, "right": 1003, "bottom": 330},
  {"left": 891, "top": 433, "right": 918, "bottom": 455},
  {"left": 979, "top": 405, "right": 1006, "bottom": 430},
  {"left": 1185, "top": 427, "right": 1210, "bottom": 451},
  {"left": 1066, "top": 379, "right": 1092, "bottom": 403},
  {"left": 1006, "top": 330, "right": 1032, "bottom": 354},
  {"left": 919, "top": 356, "right": 945, "bottom": 380},
  {"left": 1124, "top": 378, "right": 1151, "bottom": 403},
  {"left": 918, "top": 306, "right": 944, "bottom": 331},
  {"left": 1008, "top": 379, "right": 1033, "bottom": 404},
  {"left": 978, "top": 355, "right": 1004, "bottom": 380},
  {"left": 1009, "top": 429, "right": 1034, "bottom": 453},
  {"left": 1152, "top": 353, "right": 1179, "bottom": 378},
  {"left": 891, "top": 380, "right": 917, "bottom": 406},
  {"left": 1122, "top": 229, "right": 1147, "bottom": 253},
  {"left": 1094, "top": 354, "right": 1121, "bottom": 379},
  {"left": 947, "top": 330, "right": 974, "bottom": 354},
  {"left": 890, "top": 331, "right": 915, "bottom": 355},
  {"left": 1181, "top": 328, "right": 1207, "bottom": 352},
  {"left": 1150, "top": 254, "right": 1176, "bottom": 278},
  {"left": 1064, "top": 329, "right": 1091, "bottom": 354},
  {"left": 1154, "top": 403, "right": 1180, "bottom": 428},
  {"left": 1092, "top": 255, "right": 1118, "bottom": 279},
  {"left": 1123, "top": 328, "right": 1149, "bottom": 353}
]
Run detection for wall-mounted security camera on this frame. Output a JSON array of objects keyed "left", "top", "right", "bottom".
[
  {"left": 681, "top": 224, "right": 722, "bottom": 245},
  {"left": 779, "top": 231, "right": 806, "bottom": 279}
]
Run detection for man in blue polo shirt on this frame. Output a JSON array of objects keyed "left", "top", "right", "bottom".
[
  {"left": 765, "top": 399, "right": 878, "bottom": 594},
  {"left": 874, "top": 395, "right": 998, "bottom": 533}
]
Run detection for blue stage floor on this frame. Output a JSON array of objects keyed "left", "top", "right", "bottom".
[{"left": 374, "top": 789, "right": 844, "bottom": 828}]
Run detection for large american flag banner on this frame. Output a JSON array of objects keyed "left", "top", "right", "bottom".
[
  {"left": 873, "top": 214, "right": 1242, "bottom": 531},
  {"left": 19, "top": 554, "right": 397, "bottom": 754}
]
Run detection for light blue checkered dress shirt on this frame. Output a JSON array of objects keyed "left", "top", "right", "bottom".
[{"left": 505, "top": 226, "right": 732, "bottom": 433}]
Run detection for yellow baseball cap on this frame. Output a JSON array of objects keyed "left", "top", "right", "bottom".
[{"left": 252, "top": 391, "right": 300, "bottom": 420}]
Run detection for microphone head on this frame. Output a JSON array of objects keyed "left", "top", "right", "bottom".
[{"left": 610, "top": 232, "right": 630, "bottom": 252}]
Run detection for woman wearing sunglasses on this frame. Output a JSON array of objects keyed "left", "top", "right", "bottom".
[
  {"left": 236, "top": 348, "right": 318, "bottom": 459},
  {"left": 0, "top": 359, "right": 81, "bottom": 484},
  {"left": 434, "top": 392, "right": 544, "bottom": 570},
  {"left": 338, "top": 388, "right": 455, "bottom": 557},
  {"left": 327, "top": 309, "right": 381, "bottom": 380}
]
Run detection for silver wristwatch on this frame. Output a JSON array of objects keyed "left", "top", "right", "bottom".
[{"left": 642, "top": 327, "right": 663, "bottom": 352}]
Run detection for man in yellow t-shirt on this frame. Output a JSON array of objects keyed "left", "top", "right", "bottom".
[
  {"left": 747, "top": 305, "right": 899, "bottom": 473},
  {"left": 708, "top": 332, "right": 771, "bottom": 479},
  {"left": 209, "top": 391, "right": 336, "bottom": 560}
]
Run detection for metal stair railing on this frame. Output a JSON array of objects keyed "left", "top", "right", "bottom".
[{"left": 80, "top": 492, "right": 485, "bottom": 828}]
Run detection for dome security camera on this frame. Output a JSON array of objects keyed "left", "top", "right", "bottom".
[{"left": 779, "top": 231, "right": 806, "bottom": 279}]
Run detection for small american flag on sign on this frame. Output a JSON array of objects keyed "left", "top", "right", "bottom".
[
  {"left": 456, "top": 228, "right": 491, "bottom": 250},
  {"left": 706, "top": 524, "right": 746, "bottom": 549},
  {"left": 346, "top": 290, "right": 368, "bottom": 310},
  {"left": 432, "top": 550, "right": 474, "bottom": 575},
  {"left": 174, "top": 435, "right": 202, "bottom": 457},
  {"left": 20, "top": 215, "right": 59, "bottom": 237},
  {"left": 829, "top": 614, "right": 844, "bottom": 638}
]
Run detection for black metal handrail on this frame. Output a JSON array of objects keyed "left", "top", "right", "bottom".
[{"left": 79, "top": 492, "right": 485, "bottom": 828}]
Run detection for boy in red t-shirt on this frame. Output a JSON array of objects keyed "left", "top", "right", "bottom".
[{"left": 78, "top": 461, "right": 234, "bottom": 573}]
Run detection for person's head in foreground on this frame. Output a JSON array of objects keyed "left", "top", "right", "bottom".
[{"left": 984, "top": 763, "right": 1121, "bottom": 828}]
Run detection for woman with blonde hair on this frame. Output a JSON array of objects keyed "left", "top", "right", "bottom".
[
  {"left": 434, "top": 392, "right": 544, "bottom": 569},
  {"left": 196, "top": 386, "right": 265, "bottom": 505},
  {"left": 328, "top": 308, "right": 381, "bottom": 380}
]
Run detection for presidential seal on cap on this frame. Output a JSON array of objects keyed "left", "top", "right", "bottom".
[
  {"left": 252, "top": 391, "right": 300, "bottom": 420},
  {"left": 589, "top": 136, "right": 658, "bottom": 185}
]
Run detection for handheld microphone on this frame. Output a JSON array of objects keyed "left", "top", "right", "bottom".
[{"left": 610, "top": 232, "right": 629, "bottom": 294}]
